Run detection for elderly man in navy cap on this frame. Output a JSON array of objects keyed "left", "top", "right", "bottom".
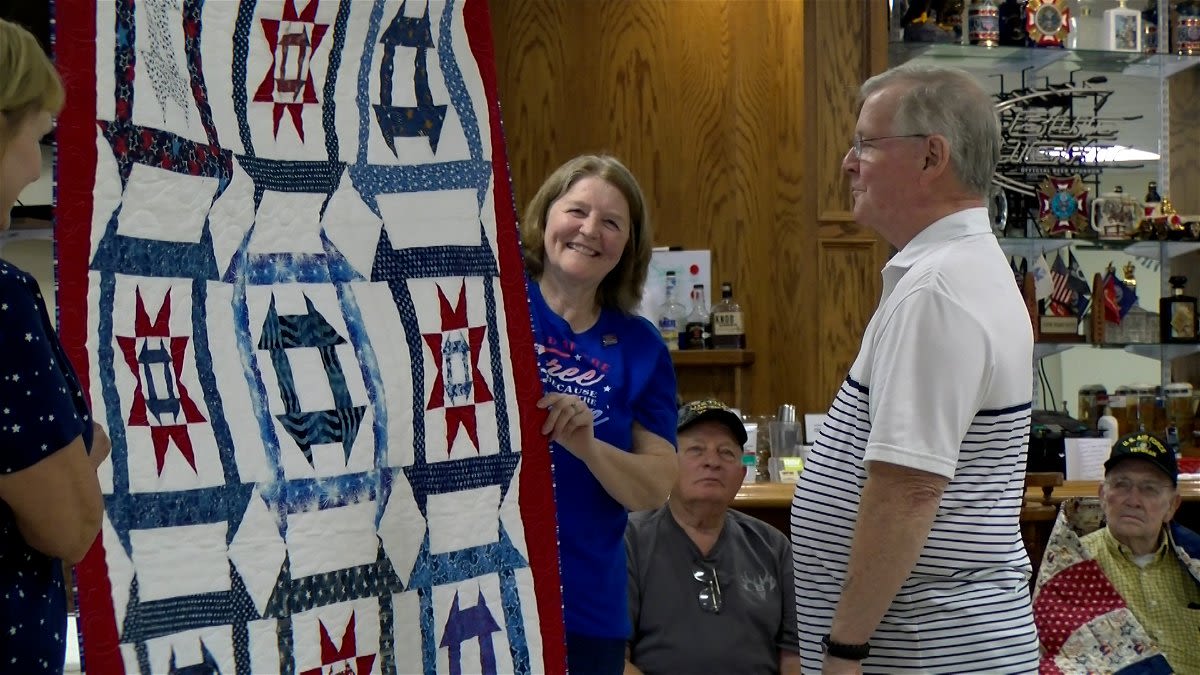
[
  {"left": 623, "top": 400, "right": 799, "bottom": 675},
  {"left": 1079, "top": 432, "right": 1200, "bottom": 672}
]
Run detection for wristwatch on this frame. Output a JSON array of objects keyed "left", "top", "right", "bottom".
[{"left": 821, "top": 634, "right": 870, "bottom": 661}]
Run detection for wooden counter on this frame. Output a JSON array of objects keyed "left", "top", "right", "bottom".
[{"left": 670, "top": 349, "right": 755, "bottom": 413}]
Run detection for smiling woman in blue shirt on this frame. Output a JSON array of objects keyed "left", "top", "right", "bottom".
[{"left": 520, "top": 154, "right": 679, "bottom": 675}]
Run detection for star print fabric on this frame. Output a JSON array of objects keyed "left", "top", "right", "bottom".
[
  {"left": 0, "top": 261, "right": 89, "bottom": 475},
  {"left": 0, "top": 260, "right": 90, "bottom": 673}
]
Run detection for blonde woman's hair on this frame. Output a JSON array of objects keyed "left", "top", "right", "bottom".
[
  {"left": 0, "top": 18, "right": 64, "bottom": 160},
  {"left": 520, "top": 154, "right": 653, "bottom": 313}
]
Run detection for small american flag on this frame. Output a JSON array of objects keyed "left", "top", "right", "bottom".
[{"left": 1049, "top": 252, "right": 1075, "bottom": 317}]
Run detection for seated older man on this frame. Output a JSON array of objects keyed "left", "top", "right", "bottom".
[
  {"left": 623, "top": 400, "right": 799, "bottom": 675},
  {"left": 1035, "top": 432, "right": 1200, "bottom": 673}
]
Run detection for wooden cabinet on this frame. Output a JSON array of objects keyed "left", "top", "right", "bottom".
[{"left": 670, "top": 349, "right": 755, "bottom": 411}]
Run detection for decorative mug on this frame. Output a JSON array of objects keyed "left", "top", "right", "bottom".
[{"left": 1091, "top": 188, "right": 1140, "bottom": 240}]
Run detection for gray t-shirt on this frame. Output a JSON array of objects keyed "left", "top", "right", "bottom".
[{"left": 626, "top": 505, "right": 799, "bottom": 675}]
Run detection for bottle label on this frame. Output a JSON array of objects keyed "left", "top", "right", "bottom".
[
  {"left": 1178, "top": 16, "right": 1200, "bottom": 52},
  {"left": 712, "top": 311, "right": 744, "bottom": 335},
  {"left": 658, "top": 318, "right": 679, "bottom": 349},
  {"left": 1169, "top": 303, "right": 1197, "bottom": 339}
]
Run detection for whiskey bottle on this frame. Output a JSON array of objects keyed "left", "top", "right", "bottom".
[
  {"left": 998, "top": 0, "right": 1029, "bottom": 46},
  {"left": 1145, "top": 180, "right": 1162, "bottom": 203},
  {"left": 656, "top": 271, "right": 686, "bottom": 351},
  {"left": 1144, "top": 179, "right": 1163, "bottom": 222},
  {"left": 1160, "top": 275, "right": 1199, "bottom": 343},
  {"left": 710, "top": 282, "right": 746, "bottom": 349},
  {"left": 682, "top": 284, "right": 709, "bottom": 350},
  {"left": 1142, "top": 0, "right": 1158, "bottom": 53}
]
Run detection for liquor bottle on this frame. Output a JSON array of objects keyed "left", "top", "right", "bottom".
[
  {"left": 710, "top": 282, "right": 746, "bottom": 349},
  {"left": 1160, "top": 275, "right": 1199, "bottom": 343},
  {"left": 969, "top": 0, "right": 1001, "bottom": 46},
  {"left": 1144, "top": 179, "right": 1163, "bottom": 221},
  {"left": 1175, "top": 0, "right": 1200, "bottom": 55},
  {"left": 657, "top": 271, "right": 686, "bottom": 351},
  {"left": 1069, "top": 0, "right": 1103, "bottom": 50},
  {"left": 1142, "top": 0, "right": 1158, "bottom": 53},
  {"left": 682, "top": 284, "right": 709, "bottom": 350},
  {"left": 1097, "top": 406, "right": 1119, "bottom": 445},
  {"left": 1145, "top": 180, "right": 1162, "bottom": 203},
  {"left": 1102, "top": 0, "right": 1142, "bottom": 51},
  {"left": 999, "top": 0, "right": 1030, "bottom": 45}
]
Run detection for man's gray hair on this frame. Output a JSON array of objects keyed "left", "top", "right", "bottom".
[{"left": 859, "top": 63, "right": 1000, "bottom": 198}]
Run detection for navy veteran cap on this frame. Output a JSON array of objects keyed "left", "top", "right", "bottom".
[
  {"left": 677, "top": 399, "right": 748, "bottom": 447},
  {"left": 1104, "top": 432, "right": 1178, "bottom": 485}
]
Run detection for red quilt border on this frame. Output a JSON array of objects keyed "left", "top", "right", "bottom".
[
  {"left": 464, "top": 0, "right": 567, "bottom": 670},
  {"left": 53, "top": 0, "right": 121, "bottom": 673}
]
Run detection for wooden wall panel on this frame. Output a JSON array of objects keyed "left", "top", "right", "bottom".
[
  {"left": 763, "top": 1, "right": 818, "bottom": 416},
  {"left": 817, "top": 240, "right": 882, "bottom": 406},
  {"left": 489, "top": 0, "right": 887, "bottom": 416},
  {"left": 811, "top": 1, "right": 863, "bottom": 222},
  {"left": 806, "top": 0, "right": 891, "bottom": 411},
  {"left": 489, "top": 0, "right": 569, "bottom": 223}
]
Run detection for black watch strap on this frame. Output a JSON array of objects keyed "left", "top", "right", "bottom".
[{"left": 821, "top": 634, "right": 870, "bottom": 661}]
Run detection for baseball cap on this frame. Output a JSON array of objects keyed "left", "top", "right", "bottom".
[
  {"left": 1103, "top": 432, "right": 1178, "bottom": 485},
  {"left": 677, "top": 399, "right": 748, "bottom": 447}
]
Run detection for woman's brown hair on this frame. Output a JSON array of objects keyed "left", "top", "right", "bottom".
[
  {"left": 520, "top": 154, "right": 653, "bottom": 313},
  {"left": 0, "top": 19, "right": 64, "bottom": 161}
]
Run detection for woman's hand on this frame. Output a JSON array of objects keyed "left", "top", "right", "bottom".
[{"left": 537, "top": 393, "right": 595, "bottom": 460}]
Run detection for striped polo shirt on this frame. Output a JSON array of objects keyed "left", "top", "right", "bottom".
[{"left": 791, "top": 208, "right": 1040, "bottom": 673}]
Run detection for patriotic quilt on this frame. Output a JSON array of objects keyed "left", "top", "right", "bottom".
[
  {"left": 53, "top": 0, "right": 565, "bottom": 673},
  {"left": 1031, "top": 498, "right": 1200, "bottom": 675}
]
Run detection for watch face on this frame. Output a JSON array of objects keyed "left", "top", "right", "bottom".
[{"left": 1035, "top": 5, "right": 1063, "bottom": 34}]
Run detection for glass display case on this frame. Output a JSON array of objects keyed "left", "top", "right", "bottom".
[{"left": 888, "top": 0, "right": 1200, "bottom": 443}]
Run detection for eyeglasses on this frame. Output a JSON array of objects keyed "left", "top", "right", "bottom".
[
  {"left": 849, "top": 133, "right": 929, "bottom": 158},
  {"left": 1105, "top": 477, "right": 1174, "bottom": 500},
  {"left": 692, "top": 565, "right": 722, "bottom": 614}
]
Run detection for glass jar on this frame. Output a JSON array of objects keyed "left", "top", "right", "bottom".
[
  {"left": 1165, "top": 383, "right": 1196, "bottom": 450},
  {"left": 1110, "top": 386, "right": 1135, "bottom": 434},
  {"left": 1078, "top": 384, "right": 1108, "bottom": 428},
  {"left": 1132, "top": 384, "right": 1159, "bottom": 434}
]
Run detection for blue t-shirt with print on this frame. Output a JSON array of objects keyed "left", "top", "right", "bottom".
[
  {"left": 0, "top": 260, "right": 93, "bottom": 673},
  {"left": 527, "top": 280, "right": 678, "bottom": 640}
]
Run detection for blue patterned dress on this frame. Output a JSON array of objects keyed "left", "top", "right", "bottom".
[{"left": 0, "top": 259, "right": 94, "bottom": 673}]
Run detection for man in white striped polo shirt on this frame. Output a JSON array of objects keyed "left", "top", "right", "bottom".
[{"left": 790, "top": 63, "right": 1039, "bottom": 674}]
